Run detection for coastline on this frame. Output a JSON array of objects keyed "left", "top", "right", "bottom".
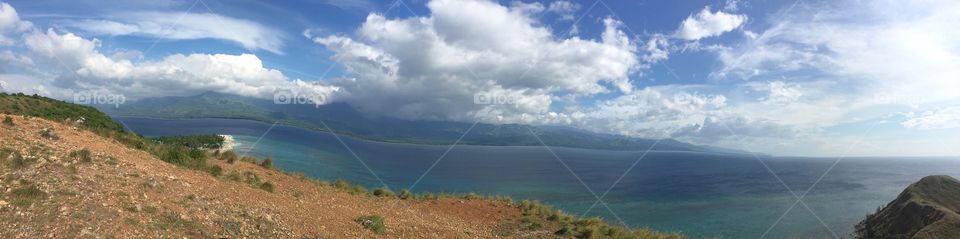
[{"left": 219, "top": 134, "right": 236, "bottom": 151}]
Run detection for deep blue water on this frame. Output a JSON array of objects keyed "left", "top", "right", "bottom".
[{"left": 116, "top": 117, "right": 960, "bottom": 238}]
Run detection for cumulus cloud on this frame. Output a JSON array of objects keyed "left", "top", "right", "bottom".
[
  {"left": 69, "top": 12, "right": 286, "bottom": 54},
  {"left": 674, "top": 7, "right": 746, "bottom": 40},
  {"left": 311, "top": 0, "right": 640, "bottom": 121},
  {"left": 19, "top": 27, "right": 335, "bottom": 100},
  {"left": 0, "top": 2, "right": 33, "bottom": 45}
]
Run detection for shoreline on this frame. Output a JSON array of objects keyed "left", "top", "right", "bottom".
[{"left": 219, "top": 134, "right": 236, "bottom": 151}]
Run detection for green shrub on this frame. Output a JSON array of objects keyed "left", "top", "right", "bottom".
[
  {"left": 464, "top": 192, "right": 479, "bottom": 200},
  {"left": 224, "top": 171, "right": 242, "bottom": 182},
  {"left": 2, "top": 115, "right": 13, "bottom": 126},
  {"left": 356, "top": 215, "right": 386, "bottom": 234},
  {"left": 9, "top": 184, "right": 47, "bottom": 207},
  {"left": 151, "top": 134, "right": 224, "bottom": 149},
  {"left": 69, "top": 148, "right": 92, "bottom": 163},
  {"left": 259, "top": 181, "right": 275, "bottom": 193},
  {"left": 333, "top": 179, "right": 349, "bottom": 189},
  {"left": 154, "top": 146, "right": 207, "bottom": 169},
  {"left": 398, "top": 189, "right": 413, "bottom": 199},
  {"left": 349, "top": 185, "right": 369, "bottom": 195},
  {"left": 5, "top": 150, "right": 31, "bottom": 169},
  {"left": 372, "top": 187, "right": 394, "bottom": 197},
  {"left": 259, "top": 157, "right": 274, "bottom": 169}
]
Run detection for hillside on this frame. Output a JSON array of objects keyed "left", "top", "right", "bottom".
[
  {"left": 0, "top": 93, "right": 684, "bottom": 238},
  {"left": 856, "top": 175, "right": 960, "bottom": 239},
  {"left": 99, "top": 92, "right": 732, "bottom": 153}
]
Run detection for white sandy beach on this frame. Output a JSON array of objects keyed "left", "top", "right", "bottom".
[{"left": 219, "top": 134, "right": 236, "bottom": 151}]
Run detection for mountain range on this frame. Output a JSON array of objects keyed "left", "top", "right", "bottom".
[{"left": 97, "top": 92, "right": 742, "bottom": 153}]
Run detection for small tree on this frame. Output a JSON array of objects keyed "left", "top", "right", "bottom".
[{"left": 259, "top": 157, "right": 274, "bottom": 169}]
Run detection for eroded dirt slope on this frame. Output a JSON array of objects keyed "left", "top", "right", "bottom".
[{"left": 0, "top": 114, "right": 532, "bottom": 238}]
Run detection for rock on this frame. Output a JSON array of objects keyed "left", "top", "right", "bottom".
[{"left": 0, "top": 200, "right": 7, "bottom": 207}]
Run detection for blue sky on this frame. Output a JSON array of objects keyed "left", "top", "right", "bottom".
[{"left": 1, "top": 0, "right": 958, "bottom": 156}]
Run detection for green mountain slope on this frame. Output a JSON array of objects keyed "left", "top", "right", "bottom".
[{"left": 856, "top": 175, "right": 960, "bottom": 239}]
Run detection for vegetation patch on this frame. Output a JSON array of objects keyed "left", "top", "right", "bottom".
[
  {"left": 39, "top": 128, "right": 59, "bottom": 140},
  {"left": 8, "top": 183, "right": 47, "bottom": 207},
  {"left": 398, "top": 189, "right": 413, "bottom": 199},
  {"left": 372, "top": 187, "right": 394, "bottom": 197},
  {"left": 258, "top": 157, "right": 274, "bottom": 169},
  {"left": 2, "top": 115, "right": 13, "bottom": 126},
  {"left": 3, "top": 148, "right": 32, "bottom": 169},
  {"left": 356, "top": 215, "right": 386, "bottom": 234},
  {"left": 151, "top": 134, "right": 224, "bottom": 149},
  {"left": 69, "top": 148, "right": 93, "bottom": 163}
]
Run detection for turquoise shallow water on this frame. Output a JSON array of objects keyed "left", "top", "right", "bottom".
[{"left": 117, "top": 117, "right": 960, "bottom": 238}]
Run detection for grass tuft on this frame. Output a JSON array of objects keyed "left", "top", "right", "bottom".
[
  {"left": 9, "top": 183, "right": 47, "bottom": 207},
  {"left": 372, "top": 187, "right": 394, "bottom": 197},
  {"left": 356, "top": 215, "right": 386, "bottom": 234},
  {"left": 69, "top": 148, "right": 92, "bottom": 163}
]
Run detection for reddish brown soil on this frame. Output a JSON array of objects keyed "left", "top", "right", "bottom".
[{"left": 0, "top": 114, "right": 548, "bottom": 238}]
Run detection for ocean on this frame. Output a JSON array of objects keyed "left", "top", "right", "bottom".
[{"left": 116, "top": 117, "right": 960, "bottom": 238}]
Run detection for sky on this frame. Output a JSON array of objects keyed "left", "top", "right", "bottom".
[{"left": 0, "top": 0, "right": 958, "bottom": 157}]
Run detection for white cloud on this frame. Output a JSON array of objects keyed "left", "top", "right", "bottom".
[
  {"left": 753, "top": 81, "right": 802, "bottom": 104},
  {"left": 69, "top": 12, "right": 285, "bottom": 54},
  {"left": 0, "top": 2, "right": 33, "bottom": 45},
  {"left": 510, "top": 1, "right": 545, "bottom": 15},
  {"left": 547, "top": 0, "right": 580, "bottom": 21},
  {"left": 902, "top": 107, "right": 960, "bottom": 130},
  {"left": 556, "top": 86, "right": 729, "bottom": 138},
  {"left": 714, "top": 0, "right": 960, "bottom": 111},
  {"left": 20, "top": 28, "right": 336, "bottom": 100},
  {"left": 311, "top": 0, "right": 640, "bottom": 121},
  {"left": 674, "top": 7, "right": 746, "bottom": 40}
]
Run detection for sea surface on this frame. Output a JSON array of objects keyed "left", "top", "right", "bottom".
[{"left": 116, "top": 117, "right": 960, "bottom": 238}]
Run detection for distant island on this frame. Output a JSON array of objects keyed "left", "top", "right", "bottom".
[{"left": 96, "top": 91, "right": 746, "bottom": 154}]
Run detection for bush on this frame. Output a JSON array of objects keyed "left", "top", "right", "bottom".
[
  {"left": 2, "top": 115, "right": 13, "bottom": 126},
  {"left": 372, "top": 187, "right": 394, "bottom": 197},
  {"left": 151, "top": 134, "right": 224, "bottom": 149},
  {"left": 4, "top": 149, "right": 31, "bottom": 169},
  {"left": 154, "top": 146, "right": 207, "bottom": 169},
  {"left": 464, "top": 192, "right": 479, "bottom": 200},
  {"left": 259, "top": 157, "right": 274, "bottom": 169},
  {"left": 259, "top": 181, "right": 275, "bottom": 192},
  {"left": 69, "top": 148, "right": 92, "bottom": 163},
  {"left": 398, "top": 189, "right": 413, "bottom": 199},
  {"left": 356, "top": 215, "right": 386, "bottom": 234},
  {"left": 9, "top": 184, "right": 47, "bottom": 207}
]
